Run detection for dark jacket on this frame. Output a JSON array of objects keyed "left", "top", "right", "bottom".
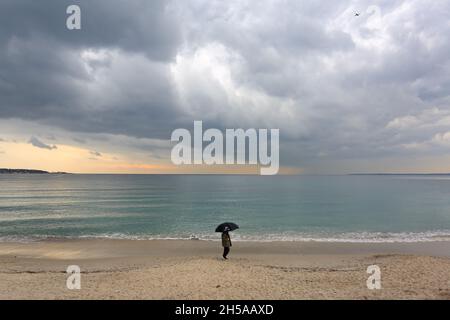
[{"left": 222, "top": 232, "right": 231, "bottom": 247}]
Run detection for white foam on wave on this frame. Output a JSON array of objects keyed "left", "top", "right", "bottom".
[{"left": 3, "top": 230, "right": 450, "bottom": 243}]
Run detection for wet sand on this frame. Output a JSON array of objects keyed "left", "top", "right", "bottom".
[{"left": 0, "top": 239, "right": 449, "bottom": 299}]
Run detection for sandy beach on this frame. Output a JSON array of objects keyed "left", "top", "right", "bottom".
[{"left": 0, "top": 239, "right": 449, "bottom": 299}]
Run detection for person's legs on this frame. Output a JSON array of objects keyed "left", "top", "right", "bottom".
[{"left": 223, "top": 247, "right": 230, "bottom": 259}]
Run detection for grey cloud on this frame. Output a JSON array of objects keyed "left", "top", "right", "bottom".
[
  {"left": 90, "top": 150, "right": 102, "bottom": 157},
  {"left": 0, "top": 0, "right": 184, "bottom": 140},
  {"left": 0, "top": 0, "right": 180, "bottom": 61},
  {"left": 29, "top": 136, "right": 57, "bottom": 150},
  {"left": 46, "top": 134, "right": 56, "bottom": 141},
  {"left": 73, "top": 137, "right": 86, "bottom": 144},
  {"left": 0, "top": 0, "right": 450, "bottom": 172},
  {"left": 172, "top": 0, "right": 450, "bottom": 168}
]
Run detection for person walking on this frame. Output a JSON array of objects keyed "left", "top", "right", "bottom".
[
  {"left": 215, "top": 222, "right": 238, "bottom": 259},
  {"left": 222, "top": 228, "right": 232, "bottom": 259}
]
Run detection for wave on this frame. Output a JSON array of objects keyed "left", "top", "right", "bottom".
[{"left": 2, "top": 230, "right": 450, "bottom": 243}]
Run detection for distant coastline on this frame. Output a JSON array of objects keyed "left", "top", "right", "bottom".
[{"left": 0, "top": 168, "right": 68, "bottom": 174}]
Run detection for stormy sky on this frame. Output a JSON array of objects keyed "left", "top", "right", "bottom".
[{"left": 0, "top": 0, "right": 449, "bottom": 173}]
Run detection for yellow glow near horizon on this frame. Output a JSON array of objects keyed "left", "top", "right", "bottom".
[
  {"left": 0, "top": 140, "right": 302, "bottom": 174},
  {"left": 3, "top": 138, "right": 450, "bottom": 174},
  {"left": 0, "top": 140, "right": 166, "bottom": 174}
]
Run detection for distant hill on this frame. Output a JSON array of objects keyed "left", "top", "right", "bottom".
[{"left": 0, "top": 168, "right": 69, "bottom": 174}]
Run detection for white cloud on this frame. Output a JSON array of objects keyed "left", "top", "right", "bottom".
[
  {"left": 386, "top": 107, "right": 450, "bottom": 130},
  {"left": 386, "top": 115, "right": 420, "bottom": 129},
  {"left": 432, "top": 131, "right": 450, "bottom": 145}
]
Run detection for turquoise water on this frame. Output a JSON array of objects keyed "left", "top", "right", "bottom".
[{"left": 1, "top": 174, "right": 450, "bottom": 242}]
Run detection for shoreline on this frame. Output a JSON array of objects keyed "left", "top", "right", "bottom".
[
  {"left": 0, "top": 239, "right": 449, "bottom": 299},
  {"left": 2, "top": 229, "right": 450, "bottom": 244}
]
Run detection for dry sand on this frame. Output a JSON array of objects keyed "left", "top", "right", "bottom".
[{"left": 0, "top": 239, "right": 449, "bottom": 299}]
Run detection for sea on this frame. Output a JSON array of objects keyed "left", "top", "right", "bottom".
[{"left": 1, "top": 174, "right": 450, "bottom": 242}]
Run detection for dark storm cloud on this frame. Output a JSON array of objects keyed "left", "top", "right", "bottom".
[
  {"left": 0, "top": 0, "right": 449, "bottom": 171},
  {"left": 0, "top": 0, "right": 184, "bottom": 139},
  {"left": 0, "top": 0, "right": 180, "bottom": 60},
  {"left": 29, "top": 136, "right": 57, "bottom": 150}
]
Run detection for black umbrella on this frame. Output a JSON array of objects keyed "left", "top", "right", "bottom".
[{"left": 215, "top": 222, "right": 239, "bottom": 232}]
